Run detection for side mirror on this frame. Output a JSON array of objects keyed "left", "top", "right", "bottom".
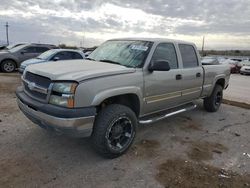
[
  {"left": 53, "top": 57, "right": 59, "bottom": 61},
  {"left": 148, "top": 60, "right": 170, "bottom": 72}
]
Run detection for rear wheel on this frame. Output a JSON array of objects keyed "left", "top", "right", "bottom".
[
  {"left": 91, "top": 104, "right": 137, "bottom": 158},
  {"left": 204, "top": 84, "right": 223, "bottom": 112},
  {"left": 1, "top": 60, "right": 16, "bottom": 72}
]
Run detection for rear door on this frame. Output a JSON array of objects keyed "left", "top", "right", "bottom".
[
  {"left": 19, "top": 46, "right": 38, "bottom": 62},
  {"left": 178, "top": 44, "right": 203, "bottom": 102},
  {"left": 143, "top": 43, "right": 183, "bottom": 114}
]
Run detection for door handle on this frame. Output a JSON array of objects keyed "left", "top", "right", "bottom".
[
  {"left": 196, "top": 73, "right": 201, "bottom": 77},
  {"left": 176, "top": 74, "right": 182, "bottom": 80}
]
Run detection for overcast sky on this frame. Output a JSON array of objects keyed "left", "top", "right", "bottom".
[{"left": 0, "top": 0, "right": 249, "bottom": 49}]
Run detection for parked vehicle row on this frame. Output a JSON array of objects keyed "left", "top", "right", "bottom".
[
  {"left": 19, "top": 49, "right": 85, "bottom": 74},
  {"left": 0, "top": 43, "right": 90, "bottom": 73},
  {"left": 0, "top": 43, "right": 57, "bottom": 72},
  {"left": 201, "top": 56, "right": 250, "bottom": 75}
]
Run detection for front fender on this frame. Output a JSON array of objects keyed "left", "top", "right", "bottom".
[{"left": 91, "top": 86, "right": 143, "bottom": 108}]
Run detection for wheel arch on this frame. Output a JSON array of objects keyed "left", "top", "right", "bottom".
[
  {"left": 1, "top": 58, "right": 18, "bottom": 67},
  {"left": 97, "top": 93, "right": 141, "bottom": 117},
  {"left": 215, "top": 78, "right": 225, "bottom": 88}
]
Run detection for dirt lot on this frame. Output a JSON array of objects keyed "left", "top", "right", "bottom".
[{"left": 0, "top": 73, "right": 250, "bottom": 188}]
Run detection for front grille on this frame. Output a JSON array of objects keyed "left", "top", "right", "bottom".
[
  {"left": 24, "top": 83, "right": 48, "bottom": 100},
  {"left": 23, "top": 72, "right": 51, "bottom": 102},
  {"left": 25, "top": 72, "right": 51, "bottom": 88}
]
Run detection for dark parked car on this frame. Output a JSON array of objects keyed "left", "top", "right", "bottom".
[
  {"left": 19, "top": 49, "right": 85, "bottom": 74},
  {"left": 0, "top": 43, "right": 57, "bottom": 72}
]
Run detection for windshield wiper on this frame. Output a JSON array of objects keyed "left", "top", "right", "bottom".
[
  {"left": 99, "top": 59, "right": 121, "bottom": 65},
  {"left": 99, "top": 59, "right": 133, "bottom": 68},
  {"left": 86, "top": 57, "right": 96, "bottom": 61}
]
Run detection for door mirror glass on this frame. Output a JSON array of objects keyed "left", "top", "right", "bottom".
[{"left": 148, "top": 60, "right": 170, "bottom": 72}]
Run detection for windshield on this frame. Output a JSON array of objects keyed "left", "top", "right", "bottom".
[
  {"left": 88, "top": 40, "right": 152, "bottom": 68},
  {"left": 37, "top": 49, "right": 56, "bottom": 60},
  {"left": 9, "top": 44, "right": 26, "bottom": 53}
]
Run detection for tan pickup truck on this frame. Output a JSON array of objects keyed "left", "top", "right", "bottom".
[{"left": 16, "top": 38, "right": 230, "bottom": 158}]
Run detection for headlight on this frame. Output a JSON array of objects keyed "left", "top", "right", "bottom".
[
  {"left": 49, "top": 82, "right": 78, "bottom": 108},
  {"left": 52, "top": 82, "right": 78, "bottom": 94}
]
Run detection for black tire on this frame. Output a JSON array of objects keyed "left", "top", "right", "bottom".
[
  {"left": 91, "top": 104, "right": 137, "bottom": 158},
  {"left": 204, "top": 84, "right": 223, "bottom": 112},
  {"left": 1, "top": 60, "right": 16, "bottom": 73}
]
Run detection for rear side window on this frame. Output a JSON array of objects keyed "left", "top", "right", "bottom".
[
  {"left": 179, "top": 44, "right": 198, "bottom": 68},
  {"left": 36, "top": 47, "right": 49, "bottom": 53},
  {"left": 70, "top": 52, "right": 84, "bottom": 59},
  {"left": 54, "top": 52, "right": 72, "bottom": 60},
  {"left": 151, "top": 43, "right": 178, "bottom": 69},
  {"left": 24, "top": 47, "right": 37, "bottom": 53}
]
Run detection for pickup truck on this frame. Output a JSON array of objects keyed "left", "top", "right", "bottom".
[{"left": 16, "top": 38, "right": 230, "bottom": 158}]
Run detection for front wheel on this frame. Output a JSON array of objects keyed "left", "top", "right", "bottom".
[
  {"left": 91, "top": 104, "right": 137, "bottom": 158},
  {"left": 1, "top": 60, "right": 16, "bottom": 72},
  {"left": 204, "top": 84, "right": 223, "bottom": 112}
]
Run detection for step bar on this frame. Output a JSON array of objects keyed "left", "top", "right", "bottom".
[{"left": 139, "top": 103, "right": 197, "bottom": 125}]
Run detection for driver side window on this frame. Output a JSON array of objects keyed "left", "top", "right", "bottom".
[{"left": 151, "top": 43, "right": 178, "bottom": 69}]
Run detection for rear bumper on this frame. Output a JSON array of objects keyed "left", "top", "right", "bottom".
[{"left": 16, "top": 87, "right": 96, "bottom": 137}]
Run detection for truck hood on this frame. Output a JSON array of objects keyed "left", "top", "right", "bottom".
[{"left": 25, "top": 60, "right": 136, "bottom": 81}]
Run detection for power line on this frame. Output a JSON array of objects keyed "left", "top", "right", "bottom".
[{"left": 5, "top": 22, "right": 9, "bottom": 45}]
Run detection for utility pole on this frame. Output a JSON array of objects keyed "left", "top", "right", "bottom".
[
  {"left": 201, "top": 36, "right": 205, "bottom": 56},
  {"left": 5, "top": 22, "right": 9, "bottom": 45}
]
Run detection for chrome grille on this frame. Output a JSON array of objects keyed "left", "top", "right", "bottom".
[
  {"left": 23, "top": 72, "right": 52, "bottom": 102},
  {"left": 25, "top": 71, "right": 51, "bottom": 88}
]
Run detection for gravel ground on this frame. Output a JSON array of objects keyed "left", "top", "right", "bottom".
[{"left": 0, "top": 73, "right": 250, "bottom": 188}]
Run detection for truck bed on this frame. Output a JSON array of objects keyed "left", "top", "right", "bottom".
[{"left": 201, "top": 64, "right": 230, "bottom": 97}]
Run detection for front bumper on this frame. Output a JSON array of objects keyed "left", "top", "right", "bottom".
[
  {"left": 240, "top": 69, "right": 250, "bottom": 75},
  {"left": 16, "top": 87, "right": 96, "bottom": 137},
  {"left": 18, "top": 67, "right": 24, "bottom": 74}
]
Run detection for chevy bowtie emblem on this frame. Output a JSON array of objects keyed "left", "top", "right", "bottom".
[{"left": 28, "top": 82, "right": 36, "bottom": 90}]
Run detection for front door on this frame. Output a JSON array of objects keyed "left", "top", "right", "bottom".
[{"left": 143, "top": 43, "right": 183, "bottom": 115}]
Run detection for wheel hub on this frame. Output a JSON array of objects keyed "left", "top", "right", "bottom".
[
  {"left": 4, "top": 62, "right": 15, "bottom": 72},
  {"left": 215, "top": 92, "right": 222, "bottom": 106},
  {"left": 106, "top": 116, "right": 134, "bottom": 151},
  {"left": 111, "top": 125, "right": 123, "bottom": 139}
]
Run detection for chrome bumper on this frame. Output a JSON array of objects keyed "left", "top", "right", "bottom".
[{"left": 17, "top": 99, "right": 95, "bottom": 137}]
